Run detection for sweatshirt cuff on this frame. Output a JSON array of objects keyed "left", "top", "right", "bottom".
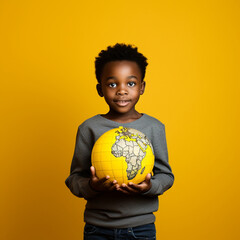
[
  {"left": 141, "top": 179, "right": 160, "bottom": 197},
  {"left": 141, "top": 174, "right": 174, "bottom": 197},
  {"left": 65, "top": 175, "right": 101, "bottom": 200},
  {"left": 81, "top": 178, "right": 101, "bottom": 199}
]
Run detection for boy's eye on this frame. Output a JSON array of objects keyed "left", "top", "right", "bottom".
[
  {"left": 109, "top": 83, "right": 117, "bottom": 88},
  {"left": 128, "top": 82, "right": 136, "bottom": 87}
]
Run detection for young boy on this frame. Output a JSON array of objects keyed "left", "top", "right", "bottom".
[{"left": 65, "top": 43, "right": 174, "bottom": 240}]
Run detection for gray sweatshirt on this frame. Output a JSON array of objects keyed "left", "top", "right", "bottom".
[{"left": 65, "top": 114, "right": 174, "bottom": 228}]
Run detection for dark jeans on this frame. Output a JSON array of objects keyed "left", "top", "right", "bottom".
[{"left": 84, "top": 223, "right": 156, "bottom": 240}]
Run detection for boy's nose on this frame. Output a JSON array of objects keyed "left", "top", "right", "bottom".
[
  {"left": 116, "top": 88, "right": 128, "bottom": 95},
  {"left": 116, "top": 84, "right": 128, "bottom": 95}
]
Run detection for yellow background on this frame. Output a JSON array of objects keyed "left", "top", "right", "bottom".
[{"left": 0, "top": 0, "right": 239, "bottom": 239}]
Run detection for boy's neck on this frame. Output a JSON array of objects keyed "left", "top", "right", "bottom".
[{"left": 101, "top": 110, "right": 143, "bottom": 123}]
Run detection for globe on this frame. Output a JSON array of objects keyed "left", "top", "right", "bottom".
[{"left": 91, "top": 126, "right": 154, "bottom": 185}]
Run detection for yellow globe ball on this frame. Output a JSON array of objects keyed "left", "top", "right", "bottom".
[{"left": 91, "top": 126, "right": 154, "bottom": 185}]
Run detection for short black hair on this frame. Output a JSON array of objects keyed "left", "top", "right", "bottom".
[{"left": 95, "top": 43, "right": 148, "bottom": 83}]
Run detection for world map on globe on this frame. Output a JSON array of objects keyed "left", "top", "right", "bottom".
[
  {"left": 111, "top": 127, "right": 153, "bottom": 180},
  {"left": 91, "top": 126, "right": 155, "bottom": 184}
]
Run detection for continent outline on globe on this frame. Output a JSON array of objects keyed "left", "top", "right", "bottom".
[{"left": 111, "top": 127, "right": 154, "bottom": 180}]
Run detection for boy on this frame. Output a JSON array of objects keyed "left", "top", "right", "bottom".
[{"left": 65, "top": 43, "right": 174, "bottom": 240}]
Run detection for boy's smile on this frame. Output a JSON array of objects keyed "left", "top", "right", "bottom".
[{"left": 97, "top": 60, "right": 145, "bottom": 121}]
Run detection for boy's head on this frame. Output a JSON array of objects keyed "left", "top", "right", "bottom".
[
  {"left": 95, "top": 43, "right": 148, "bottom": 83},
  {"left": 94, "top": 44, "right": 148, "bottom": 117}
]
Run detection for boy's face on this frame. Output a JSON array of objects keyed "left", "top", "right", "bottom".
[{"left": 97, "top": 60, "right": 145, "bottom": 116}]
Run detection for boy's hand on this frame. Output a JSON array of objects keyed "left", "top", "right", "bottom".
[
  {"left": 89, "top": 166, "right": 119, "bottom": 192},
  {"left": 117, "top": 173, "right": 152, "bottom": 195}
]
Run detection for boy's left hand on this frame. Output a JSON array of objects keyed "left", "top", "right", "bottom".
[{"left": 117, "top": 173, "right": 152, "bottom": 195}]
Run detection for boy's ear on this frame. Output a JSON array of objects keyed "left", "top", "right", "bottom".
[
  {"left": 140, "top": 81, "right": 146, "bottom": 95},
  {"left": 96, "top": 83, "right": 104, "bottom": 97}
]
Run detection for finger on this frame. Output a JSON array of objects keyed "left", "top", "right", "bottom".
[
  {"left": 91, "top": 166, "right": 110, "bottom": 183},
  {"left": 145, "top": 173, "right": 151, "bottom": 183},
  {"left": 97, "top": 175, "right": 110, "bottom": 184},
  {"left": 109, "top": 182, "right": 119, "bottom": 191},
  {"left": 138, "top": 173, "right": 152, "bottom": 186},
  {"left": 127, "top": 182, "right": 140, "bottom": 190},
  {"left": 109, "top": 180, "right": 118, "bottom": 189},
  {"left": 90, "top": 166, "right": 96, "bottom": 177},
  {"left": 128, "top": 178, "right": 151, "bottom": 192},
  {"left": 112, "top": 179, "right": 118, "bottom": 185},
  {"left": 121, "top": 183, "right": 139, "bottom": 194},
  {"left": 144, "top": 174, "right": 152, "bottom": 190},
  {"left": 115, "top": 184, "right": 120, "bottom": 190},
  {"left": 90, "top": 166, "right": 99, "bottom": 184},
  {"left": 116, "top": 187, "right": 131, "bottom": 195}
]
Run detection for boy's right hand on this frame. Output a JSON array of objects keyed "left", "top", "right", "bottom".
[{"left": 89, "top": 166, "right": 119, "bottom": 192}]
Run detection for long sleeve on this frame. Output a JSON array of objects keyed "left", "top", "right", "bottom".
[
  {"left": 142, "top": 124, "right": 174, "bottom": 197},
  {"left": 65, "top": 126, "right": 100, "bottom": 200}
]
